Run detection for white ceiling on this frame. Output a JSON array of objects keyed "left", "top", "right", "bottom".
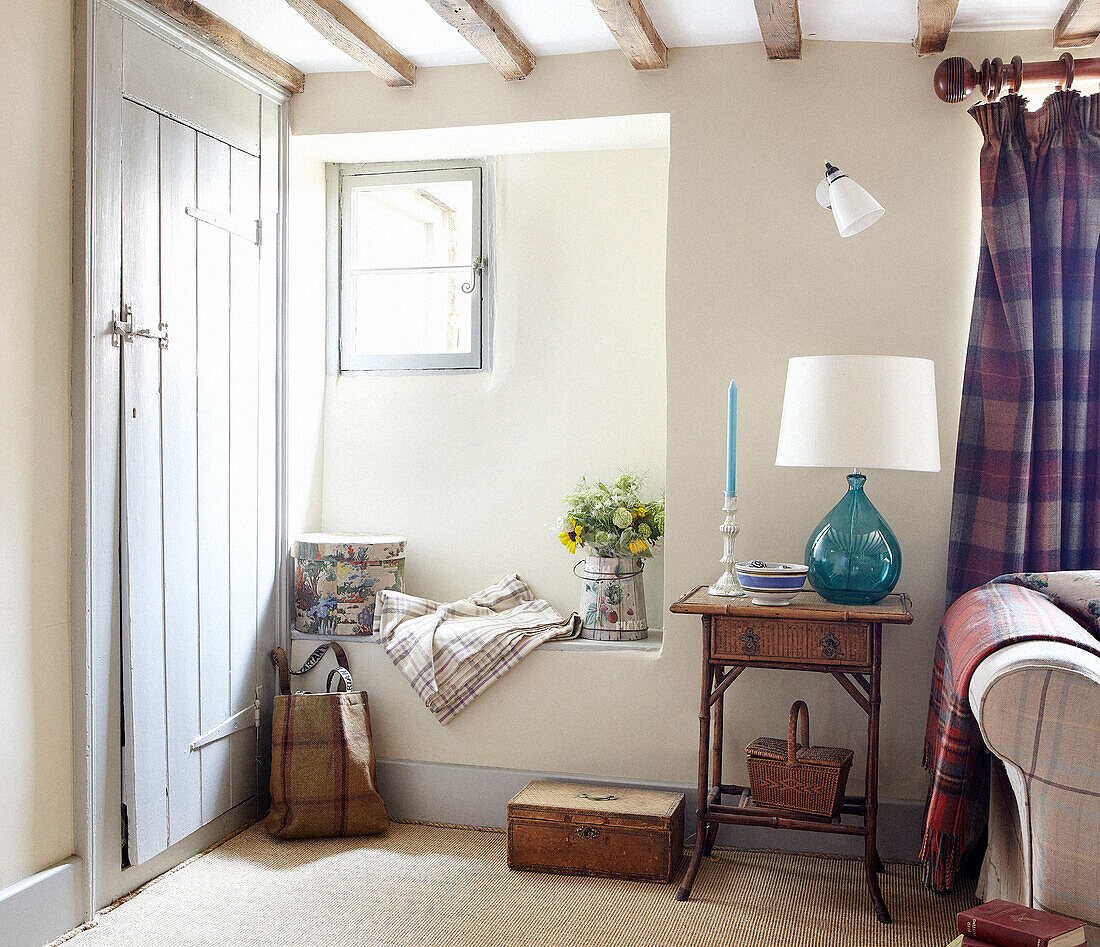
[
  {"left": 199, "top": 0, "right": 1071, "bottom": 75},
  {"left": 293, "top": 114, "right": 670, "bottom": 166}
]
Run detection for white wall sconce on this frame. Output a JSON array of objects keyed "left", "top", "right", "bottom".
[{"left": 815, "top": 162, "right": 884, "bottom": 238}]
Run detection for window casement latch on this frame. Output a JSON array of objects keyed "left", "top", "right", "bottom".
[
  {"left": 461, "top": 257, "right": 487, "bottom": 294},
  {"left": 112, "top": 304, "right": 169, "bottom": 349}
]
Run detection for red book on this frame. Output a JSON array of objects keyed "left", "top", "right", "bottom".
[
  {"left": 957, "top": 900, "right": 1086, "bottom": 947},
  {"left": 946, "top": 937, "right": 1006, "bottom": 947}
]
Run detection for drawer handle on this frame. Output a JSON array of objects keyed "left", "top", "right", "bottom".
[
  {"left": 739, "top": 629, "right": 760, "bottom": 655},
  {"left": 575, "top": 825, "right": 601, "bottom": 839},
  {"left": 820, "top": 632, "right": 841, "bottom": 659},
  {"left": 577, "top": 792, "right": 618, "bottom": 801}
]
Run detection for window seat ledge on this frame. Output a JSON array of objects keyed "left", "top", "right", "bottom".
[{"left": 290, "top": 629, "right": 664, "bottom": 654}]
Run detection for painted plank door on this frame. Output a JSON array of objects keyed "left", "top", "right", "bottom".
[
  {"left": 120, "top": 101, "right": 278, "bottom": 866},
  {"left": 120, "top": 100, "right": 169, "bottom": 863}
]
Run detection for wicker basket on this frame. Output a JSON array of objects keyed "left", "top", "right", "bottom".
[{"left": 745, "top": 701, "right": 854, "bottom": 818}]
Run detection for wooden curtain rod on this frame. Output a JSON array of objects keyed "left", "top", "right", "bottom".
[{"left": 934, "top": 52, "right": 1100, "bottom": 103}]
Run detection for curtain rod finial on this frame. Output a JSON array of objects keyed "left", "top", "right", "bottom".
[{"left": 935, "top": 56, "right": 978, "bottom": 104}]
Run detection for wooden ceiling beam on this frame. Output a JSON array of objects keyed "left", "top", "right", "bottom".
[
  {"left": 591, "top": 1, "right": 668, "bottom": 70},
  {"left": 1054, "top": 0, "right": 1100, "bottom": 48},
  {"left": 143, "top": 0, "right": 305, "bottom": 93},
  {"left": 285, "top": 0, "right": 416, "bottom": 87},
  {"left": 753, "top": 0, "right": 801, "bottom": 60},
  {"left": 423, "top": 0, "right": 534, "bottom": 80},
  {"left": 914, "top": 0, "right": 960, "bottom": 56}
]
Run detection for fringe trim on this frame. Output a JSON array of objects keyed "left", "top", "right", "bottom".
[{"left": 919, "top": 827, "right": 962, "bottom": 892}]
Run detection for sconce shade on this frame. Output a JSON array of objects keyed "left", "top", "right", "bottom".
[
  {"left": 775, "top": 356, "right": 940, "bottom": 472},
  {"left": 816, "top": 163, "right": 884, "bottom": 238}
]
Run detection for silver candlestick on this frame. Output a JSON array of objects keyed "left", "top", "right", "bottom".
[{"left": 708, "top": 493, "right": 746, "bottom": 597}]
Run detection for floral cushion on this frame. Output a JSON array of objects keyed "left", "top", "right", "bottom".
[{"left": 992, "top": 571, "right": 1100, "bottom": 640}]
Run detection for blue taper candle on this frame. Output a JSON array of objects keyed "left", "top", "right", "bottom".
[{"left": 726, "top": 380, "right": 737, "bottom": 497}]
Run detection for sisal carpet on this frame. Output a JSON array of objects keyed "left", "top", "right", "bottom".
[{"left": 54, "top": 823, "right": 975, "bottom": 947}]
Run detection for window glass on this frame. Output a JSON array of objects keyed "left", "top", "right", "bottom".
[
  {"left": 348, "top": 271, "right": 473, "bottom": 357},
  {"left": 335, "top": 164, "right": 487, "bottom": 373}
]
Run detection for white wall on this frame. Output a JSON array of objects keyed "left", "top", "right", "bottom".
[
  {"left": 318, "top": 147, "right": 669, "bottom": 614},
  {"left": 287, "top": 153, "right": 327, "bottom": 537},
  {"left": 0, "top": 0, "right": 74, "bottom": 890},
  {"left": 290, "top": 33, "right": 1071, "bottom": 807}
]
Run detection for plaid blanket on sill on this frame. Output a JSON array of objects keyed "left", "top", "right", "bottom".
[
  {"left": 920, "top": 571, "right": 1100, "bottom": 892},
  {"left": 375, "top": 575, "right": 580, "bottom": 725}
]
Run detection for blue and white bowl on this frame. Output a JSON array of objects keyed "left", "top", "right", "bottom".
[{"left": 735, "top": 561, "right": 809, "bottom": 606}]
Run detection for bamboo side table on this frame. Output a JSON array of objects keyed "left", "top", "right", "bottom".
[{"left": 669, "top": 587, "right": 913, "bottom": 924}]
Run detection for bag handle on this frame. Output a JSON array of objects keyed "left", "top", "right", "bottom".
[
  {"left": 326, "top": 667, "right": 353, "bottom": 693},
  {"left": 787, "top": 700, "right": 809, "bottom": 765},
  {"left": 272, "top": 647, "right": 291, "bottom": 696},
  {"left": 271, "top": 643, "right": 353, "bottom": 696}
]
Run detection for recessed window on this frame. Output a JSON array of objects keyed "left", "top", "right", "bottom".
[{"left": 330, "top": 161, "right": 491, "bottom": 373}]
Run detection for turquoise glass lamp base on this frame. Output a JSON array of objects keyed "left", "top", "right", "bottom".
[{"left": 805, "top": 473, "right": 901, "bottom": 606}]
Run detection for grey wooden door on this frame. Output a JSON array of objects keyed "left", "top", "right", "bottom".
[{"left": 119, "top": 99, "right": 277, "bottom": 866}]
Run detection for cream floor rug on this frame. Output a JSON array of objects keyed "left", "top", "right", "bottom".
[{"left": 54, "top": 822, "right": 975, "bottom": 947}]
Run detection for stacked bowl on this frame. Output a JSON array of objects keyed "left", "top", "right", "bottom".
[{"left": 734, "top": 561, "right": 808, "bottom": 606}]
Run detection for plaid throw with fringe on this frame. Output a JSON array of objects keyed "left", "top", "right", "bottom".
[
  {"left": 375, "top": 575, "right": 580, "bottom": 724},
  {"left": 920, "top": 572, "right": 1100, "bottom": 891}
]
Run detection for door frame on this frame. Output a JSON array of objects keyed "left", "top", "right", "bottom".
[{"left": 72, "top": 0, "right": 290, "bottom": 919}]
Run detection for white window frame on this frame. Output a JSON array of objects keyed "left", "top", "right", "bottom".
[{"left": 327, "top": 159, "right": 494, "bottom": 375}]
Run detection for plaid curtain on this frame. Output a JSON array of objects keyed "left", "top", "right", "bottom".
[{"left": 947, "top": 92, "right": 1100, "bottom": 603}]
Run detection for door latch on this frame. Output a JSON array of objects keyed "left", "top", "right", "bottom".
[
  {"left": 112, "top": 305, "right": 134, "bottom": 346},
  {"left": 132, "top": 322, "right": 169, "bottom": 349},
  {"left": 112, "top": 304, "right": 169, "bottom": 349}
]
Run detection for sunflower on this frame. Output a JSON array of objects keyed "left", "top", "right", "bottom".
[
  {"left": 628, "top": 537, "right": 649, "bottom": 555},
  {"left": 558, "top": 516, "right": 584, "bottom": 554},
  {"left": 633, "top": 505, "right": 647, "bottom": 517}
]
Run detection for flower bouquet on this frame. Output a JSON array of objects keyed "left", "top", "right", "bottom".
[
  {"left": 558, "top": 473, "right": 665, "bottom": 558},
  {"left": 558, "top": 474, "right": 664, "bottom": 641}
]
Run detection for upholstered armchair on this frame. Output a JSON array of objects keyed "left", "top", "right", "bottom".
[{"left": 969, "top": 636, "right": 1100, "bottom": 941}]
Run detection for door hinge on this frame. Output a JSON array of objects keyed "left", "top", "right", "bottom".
[
  {"left": 189, "top": 698, "right": 260, "bottom": 752},
  {"left": 185, "top": 205, "right": 262, "bottom": 246}
]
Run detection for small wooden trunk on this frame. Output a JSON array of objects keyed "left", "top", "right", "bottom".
[{"left": 507, "top": 781, "right": 684, "bottom": 883}]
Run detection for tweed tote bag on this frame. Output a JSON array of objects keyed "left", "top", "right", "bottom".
[{"left": 266, "top": 644, "right": 389, "bottom": 839}]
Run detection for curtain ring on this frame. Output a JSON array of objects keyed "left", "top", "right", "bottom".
[
  {"left": 1008, "top": 56, "right": 1023, "bottom": 94},
  {"left": 990, "top": 58, "right": 1004, "bottom": 100},
  {"left": 979, "top": 58, "right": 992, "bottom": 100},
  {"left": 981, "top": 58, "right": 1004, "bottom": 101},
  {"left": 1059, "top": 51, "right": 1074, "bottom": 90}
]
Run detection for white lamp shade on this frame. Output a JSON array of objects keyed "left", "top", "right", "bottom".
[
  {"left": 816, "top": 172, "right": 884, "bottom": 238},
  {"left": 775, "top": 355, "right": 940, "bottom": 472}
]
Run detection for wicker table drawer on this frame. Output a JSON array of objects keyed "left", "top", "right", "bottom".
[{"left": 711, "top": 617, "right": 871, "bottom": 666}]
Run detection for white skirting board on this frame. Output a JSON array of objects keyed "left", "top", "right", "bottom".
[
  {"left": 0, "top": 857, "right": 84, "bottom": 947},
  {"left": 376, "top": 758, "right": 927, "bottom": 862}
]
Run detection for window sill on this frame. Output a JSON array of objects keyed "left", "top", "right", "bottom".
[
  {"left": 538, "top": 629, "right": 662, "bottom": 653},
  {"left": 290, "top": 629, "right": 664, "bottom": 654}
]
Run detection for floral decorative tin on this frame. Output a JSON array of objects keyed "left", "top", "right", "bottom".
[
  {"left": 292, "top": 533, "right": 406, "bottom": 638},
  {"left": 578, "top": 555, "right": 648, "bottom": 641}
]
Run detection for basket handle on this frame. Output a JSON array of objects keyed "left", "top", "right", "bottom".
[{"left": 787, "top": 700, "right": 809, "bottom": 764}]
